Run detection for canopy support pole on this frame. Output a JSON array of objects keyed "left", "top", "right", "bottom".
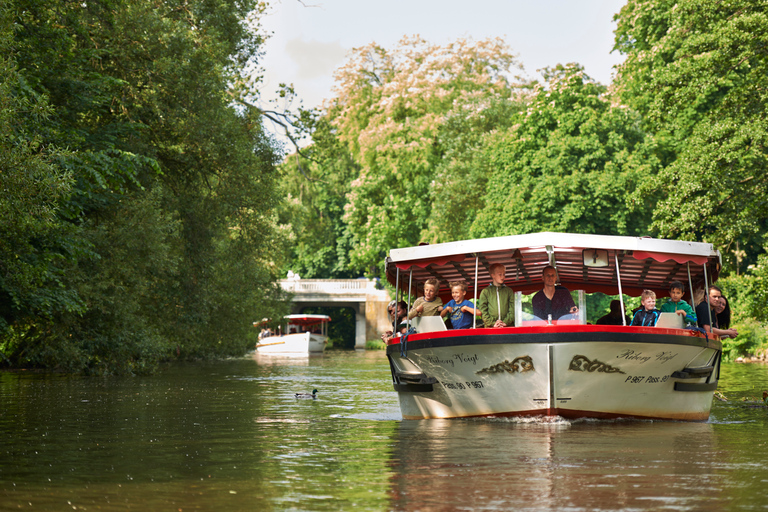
[
  {"left": 686, "top": 262, "right": 694, "bottom": 310},
  {"left": 615, "top": 252, "right": 626, "bottom": 326},
  {"left": 394, "top": 267, "right": 400, "bottom": 334},
  {"left": 703, "top": 263, "right": 712, "bottom": 329},
  {"left": 406, "top": 269, "right": 413, "bottom": 331},
  {"left": 473, "top": 254, "right": 479, "bottom": 329}
]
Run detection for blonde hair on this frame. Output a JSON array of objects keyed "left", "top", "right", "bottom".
[
  {"left": 424, "top": 278, "right": 439, "bottom": 290},
  {"left": 449, "top": 281, "right": 467, "bottom": 292},
  {"left": 641, "top": 289, "right": 656, "bottom": 301},
  {"left": 693, "top": 288, "right": 705, "bottom": 306}
]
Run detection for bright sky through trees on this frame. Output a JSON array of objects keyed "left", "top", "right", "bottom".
[{"left": 259, "top": 0, "right": 627, "bottom": 111}]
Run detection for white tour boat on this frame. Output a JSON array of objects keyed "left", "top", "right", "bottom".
[
  {"left": 255, "top": 314, "right": 331, "bottom": 354},
  {"left": 384, "top": 232, "right": 723, "bottom": 421}
]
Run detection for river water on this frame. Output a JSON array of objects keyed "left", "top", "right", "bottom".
[{"left": 2, "top": 351, "right": 768, "bottom": 511}]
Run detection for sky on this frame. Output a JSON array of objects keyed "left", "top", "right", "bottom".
[{"left": 257, "top": 0, "right": 629, "bottom": 114}]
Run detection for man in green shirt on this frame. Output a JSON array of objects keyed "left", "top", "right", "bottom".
[{"left": 478, "top": 263, "right": 515, "bottom": 328}]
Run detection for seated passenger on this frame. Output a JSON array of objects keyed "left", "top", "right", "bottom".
[
  {"left": 630, "top": 290, "right": 661, "bottom": 326},
  {"left": 696, "top": 286, "right": 738, "bottom": 338},
  {"left": 408, "top": 278, "right": 443, "bottom": 319},
  {"left": 596, "top": 299, "right": 630, "bottom": 325},
  {"left": 381, "top": 300, "right": 408, "bottom": 343},
  {"left": 716, "top": 294, "right": 731, "bottom": 329},
  {"left": 478, "top": 263, "right": 514, "bottom": 328},
  {"left": 441, "top": 281, "right": 481, "bottom": 330},
  {"left": 532, "top": 265, "right": 578, "bottom": 321}
]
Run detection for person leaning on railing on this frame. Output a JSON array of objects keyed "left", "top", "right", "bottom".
[
  {"left": 696, "top": 286, "right": 738, "bottom": 338},
  {"left": 381, "top": 300, "right": 408, "bottom": 343}
]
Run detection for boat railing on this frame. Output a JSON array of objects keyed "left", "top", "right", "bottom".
[{"left": 520, "top": 319, "right": 582, "bottom": 327}]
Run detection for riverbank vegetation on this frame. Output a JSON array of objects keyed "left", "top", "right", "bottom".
[
  {"left": 2, "top": 0, "right": 766, "bottom": 372},
  {"left": 1, "top": 0, "right": 290, "bottom": 373},
  {"left": 280, "top": 0, "right": 768, "bottom": 359}
]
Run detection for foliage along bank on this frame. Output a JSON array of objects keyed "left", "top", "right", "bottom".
[{"left": 1, "top": 0, "right": 289, "bottom": 374}]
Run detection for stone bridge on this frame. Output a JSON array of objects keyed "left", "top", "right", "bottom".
[{"left": 280, "top": 277, "right": 391, "bottom": 349}]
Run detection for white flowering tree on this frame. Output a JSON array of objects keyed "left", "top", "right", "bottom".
[{"left": 327, "top": 36, "right": 527, "bottom": 274}]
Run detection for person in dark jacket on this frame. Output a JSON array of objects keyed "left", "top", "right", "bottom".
[
  {"left": 532, "top": 265, "right": 578, "bottom": 321},
  {"left": 596, "top": 299, "right": 630, "bottom": 325},
  {"left": 697, "top": 286, "right": 738, "bottom": 338},
  {"left": 631, "top": 290, "right": 661, "bottom": 327}
]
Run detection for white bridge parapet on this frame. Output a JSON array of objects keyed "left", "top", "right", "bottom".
[{"left": 279, "top": 278, "right": 391, "bottom": 349}]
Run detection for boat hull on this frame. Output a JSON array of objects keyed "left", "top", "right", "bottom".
[
  {"left": 386, "top": 326, "right": 721, "bottom": 421},
  {"left": 256, "top": 332, "right": 327, "bottom": 354}
]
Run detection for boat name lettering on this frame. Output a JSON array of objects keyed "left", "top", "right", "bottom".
[
  {"left": 617, "top": 350, "right": 652, "bottom": 363},
  {"left": 655, "top": 351, "right": 677, "bottom": 363},
  {"left": 425, "top": 353, "right": 479, "bottom": 367},
  {"left": 441, "top": 380, "right": 484, "bottom": 390},
  {"left": 624, "top": 375, "right": 670, "bottom": 384},
  {"left": 454, "top": 353, "right": 479, "bottom": 365},
  {"left": 426, "top": 356, "right": 455, "bottom": 367}
]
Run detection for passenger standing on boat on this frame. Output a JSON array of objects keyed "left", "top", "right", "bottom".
[
  {"left": 440, "top": 281, "right": 481, "bottom": 329},
  {"left": 408, "top": 278, "right": 443, "bottom": 319},
  {"left": 478, "top": 263, "right": 515, "bottom": 328},
  {"left": 630, "top": 289, "right": 661, "bottom": 326},
  {"left": 595, "top": 300, "right": 630, "bottom": 325},
  {"left": 696, "top": 286, "right": 738, "bottom": 338},
  {"left": 659, "top": 281, "right": 697, "bottom": 326},
  {"left": 532, "top": 265, "right": 578, "bottom": 321}
]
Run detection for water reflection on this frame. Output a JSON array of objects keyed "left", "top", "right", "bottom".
[
  {"left": 388, "top": 419, "right": 725, "bottom": 511},
  {"left": 3, "top": 355, "right": 768, "bottom": 511}
]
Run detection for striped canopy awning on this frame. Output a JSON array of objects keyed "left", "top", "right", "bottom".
[{"left": 385, "top": 232, "right": 721, "bottom": 300}]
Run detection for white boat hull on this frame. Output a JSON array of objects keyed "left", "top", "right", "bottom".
[
  {"left": 387, "top": 326, "right": 720, "bottom": 421},
  {"left": 256, "top": 332, "right": 327, "bottom": 354}
]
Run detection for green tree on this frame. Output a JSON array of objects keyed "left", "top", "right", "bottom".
[
  {"left": 0, "top": 6, "right": 84, "bottom": 350},
  {"left": 3, "top": 0, "right": 285, "bottom": 372},
  {"left": 614, "top": 0, "right": 768, "bottom": 264},
  {"left": 276, "top": 114, "right": 360, "bottom": 279},
  {"left": 472, "top": 64, "right": 657, "bottom": 238},
  {"left": 427, "top": 97, "right": 527, "bottom": 243}
]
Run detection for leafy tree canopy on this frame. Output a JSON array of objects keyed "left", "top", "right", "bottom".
[
  {"left": 472, "top": 64, "right": 657, "bottom": 238},
  {"left": 2, "top": 0, "right": 285, "bottom": 373},
  {"left": 614, "top": 0, "right": 768, "bottom": 264}
]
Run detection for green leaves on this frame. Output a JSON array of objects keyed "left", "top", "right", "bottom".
[
  {"left": 614, "top": 0, "right": 768, "bottom": 259},
  {"left": 2, "top": 0, "right": 283, "bottom": 373},
  {"left": 472, "top": 64, "right": 656, "bottom": 238}
]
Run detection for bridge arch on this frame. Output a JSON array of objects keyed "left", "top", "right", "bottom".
[{"left": 280, "top": 278, "right": 391, "bottom": 349}]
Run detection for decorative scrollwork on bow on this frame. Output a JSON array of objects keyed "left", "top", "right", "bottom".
[
  {"left": 476, "top": 356, "right": 534, "bottom": 375},
  {"left": 569, "top": 355, "right": 625, "bottom": 374}
]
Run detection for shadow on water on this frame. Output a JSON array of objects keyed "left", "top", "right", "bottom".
[{"left": 2, "top": 354, "right": 768, "bottom": 511}]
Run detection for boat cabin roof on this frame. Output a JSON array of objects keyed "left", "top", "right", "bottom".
[
  {"left": 385, "top": 232, "right": 721, "bottom": 298},
  {"left": 284, "top": 314, "right": 332, "bottom": 326}
]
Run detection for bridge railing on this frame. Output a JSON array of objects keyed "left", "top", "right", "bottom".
[{"left": 279, "top": 279, "right": 376, "bottom": 295}]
